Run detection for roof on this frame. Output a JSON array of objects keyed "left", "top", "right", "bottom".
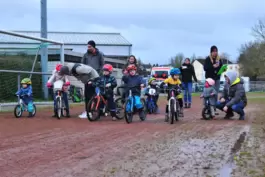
[
  {"left": 0, "top": 31, "right": 132, "bottom": 46},
  {"left": 192, "top": 58, "right": 234, "bottom": 65}
]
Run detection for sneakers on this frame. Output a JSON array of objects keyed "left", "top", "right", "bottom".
[
  {"left": 188, "top": 103, "right": 191, "bottom": 108},
  {"left": 112, "top": 117, "right": 117, "bottom": 121},
  {"left": 28, "top": 112, "right": 33, "bottom": 118},
  {"left": 224, "top": 112, "right": 234, "bottom": 119},
  {"left": 79, "top": 111, "right": 87, "bottom": 119},
  {"left": 184, "top": 103, "right": 188, "bottom": 108},
  {"left": 239, "top": 115, "right": 245, "bottom": 120}
]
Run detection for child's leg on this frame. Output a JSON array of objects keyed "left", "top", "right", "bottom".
[
  {"left": 27, "top": 100, "right": 34, "bottom": 117},
  {"left": 62, "top": 91, "right": 70, "bottom": 116},
  {"left": 107, "top": 93, "right": 116, "bottom": 118},
  {"left": 53, "top": 92, "right": 57, "bottom": 116},
  {"left": 134, "top": 95, "right": 145, "bottom": 118}
]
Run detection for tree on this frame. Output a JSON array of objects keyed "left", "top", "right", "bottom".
[
  {"left": 237, "top": 41, "right": 265, "bottom": 80},
  {"left": 170, "top": 53, "right": 185, "bottom": 68},
  {"left": 252, "top": 19, "right": 265, "bottom": 41}
]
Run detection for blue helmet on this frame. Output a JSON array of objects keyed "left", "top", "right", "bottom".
[{"left": 170, "top": 68, "right": 181, "bottom": 75}]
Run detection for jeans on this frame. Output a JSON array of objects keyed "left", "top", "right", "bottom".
[
  {"left": 216, "top": 100, "right": 245, "bottom": 116},
  {"left": 100, "top": 93, "right": 116, "bottom": 117},
  {"left": 53, "top": 91, "right": 69, "bottom": 111},
  {"left": 182, "top": 82, "right": 192, "bottom": 104},
  {"left": 214, "top": 79, "right": 220, "bottom": 101}
]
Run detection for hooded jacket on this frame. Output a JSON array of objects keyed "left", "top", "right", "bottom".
[
  {"left": 221, "top": 71, "right": 247, "bottom": 107},
  {"left": 65, "top": 63, "right": 99, "bottom": 84},
  {"left": 180, "top": 63, "right": 197, "bottom": 83},
  {"left": 81, "top": 48, "right": 104, "bottom": 73},
  {"left": 204, "top": 55, "right": 223, "bottom": 80}
]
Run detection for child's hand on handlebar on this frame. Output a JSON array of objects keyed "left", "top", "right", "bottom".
[
  {"left": 46, "top": 82, "right": 52, "bottom": 88},
  {"left": 88, "top": 81, "right": 92, "bottom": 85},
  {"left": 140, "top": 84, "right": 144, "bottom": 88},
  {"left": 65, "top": 81, "right": 70, "bottom": 86}
]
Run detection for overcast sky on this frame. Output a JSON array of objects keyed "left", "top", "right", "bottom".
[{"left": 0, "top": 0, "right": 264, "bottom": 64}]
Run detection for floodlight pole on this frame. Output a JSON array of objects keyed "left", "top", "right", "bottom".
[{"left": 41, "top": 0, "right": 48, "bottom": 99}]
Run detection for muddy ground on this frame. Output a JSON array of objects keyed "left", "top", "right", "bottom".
[{"left": 0, "top": 95, "right": 264, "bottom": 177}]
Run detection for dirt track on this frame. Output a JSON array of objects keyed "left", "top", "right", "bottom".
[{"left": 0, "top": 97, "right": 254, "bottom": 177}]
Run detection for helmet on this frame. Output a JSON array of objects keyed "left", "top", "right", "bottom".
[
  {"left": 170, "top": 68, "right": 181, "bottom": 75},
  {"left": 103, "top": 64, "right": 113, "bottom": 72},
  {"left": 56, "top": 64, "right": 63, "bottom": 71},
  {"left": 148, "top": 77, "right": 156, "bottom": 85},
  {"left": 206, "top": 78, "right": 215, "bottom": 86},
  {"left": 21, "top": 78, "right": 32, "bottom": 85},
  {"left": 127, "top": 64, "right": 137, "bottom": 71},
  {"left": 59, "top": 66, "right": 70, "bottom": 75}
]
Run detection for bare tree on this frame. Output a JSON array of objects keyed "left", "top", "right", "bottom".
[
  {"left": 252, "top": 19, "right": 265, "bottom": 41},
  {"left": 170, "top": 53, "right": 185, "bottom": 68}
]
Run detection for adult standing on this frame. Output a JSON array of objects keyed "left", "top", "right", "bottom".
[
  {"left": 203, "top": 45, "right": 223, "bottom": 111},
  {"left": 180, "top": 58, "right": 198, "bottom": 108},
  {"left": 122, "top": 55, "right": 141, "bottom": 75},
  {"left": 79, "top": 40, "right": 104, "bottom": 118}
]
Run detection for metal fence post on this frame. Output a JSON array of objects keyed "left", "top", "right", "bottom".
[
  {"left": 17, "top": 74, "right": 20, "bottom": 102},
  {"left": 60, "top": 44, "right": 64, "bottom": 64}
]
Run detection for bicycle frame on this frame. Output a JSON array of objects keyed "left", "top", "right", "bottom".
[
  {"left": 92, "top": 87, "right": 107, "bottom": 111},
  {"left": 127, "top": 89, "right": 134, "bottom": 113},
  {"left": 168, "top": 89, "right": 177, "bottom": 113}
]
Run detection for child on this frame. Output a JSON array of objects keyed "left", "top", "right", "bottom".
[
  {"left": 92, "top": 64, "right": 118, "bottom": 121},
  {"left": 15, "top": 78, "right": 34, "bottom": 117},
  {"left": 160, "top": 68, "right": 184, "bottom": 121},
  {"left": 122, "top": 64, "right": 145, "bottom": 119},
  {"left": 216, "top": 71, "right": 247, "bottom": 120},
  {"left": 46, "top": 64, "right": 71, "bottom": 117},
  {"left": 200, "top": 78, "right": 217, "bottom": 119},
  {"left": 145, "top": 77, "right": 160, "bottom": 112}
]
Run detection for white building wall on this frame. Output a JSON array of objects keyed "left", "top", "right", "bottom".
[
  {"left": 193, "top": 60, "right": 205, "bottom": 81},
  {"left": 0, "top": 43, "right": 130, "bottom": 56}
]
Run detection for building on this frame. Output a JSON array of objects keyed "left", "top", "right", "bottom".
[
  {"left": 0, "top": 31, "right": 132, "bottom": 68},
  {"left": 192, "top": 58, "right": 235, "bottom": 81}
]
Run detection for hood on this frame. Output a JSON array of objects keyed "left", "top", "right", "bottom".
[{"left": 225, "top": 71, "right": 239, "bottom": 86}]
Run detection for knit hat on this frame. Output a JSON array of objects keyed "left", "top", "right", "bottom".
[
  {"left": 210, "top": 45, "right": 218, "bottom": 53},
  {"left": 87, "top": 40, "right": 96, "bottom": 48}
]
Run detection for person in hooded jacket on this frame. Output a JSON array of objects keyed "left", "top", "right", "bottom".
[
  {"left": 62, "top": 63, "right": 100, "bottom": 118},
  {"left": 216, "top": 71, "right": 247, "bottom": 120},
  {"left": 180, "top": 58, "right": 198, "bottom": 108}
]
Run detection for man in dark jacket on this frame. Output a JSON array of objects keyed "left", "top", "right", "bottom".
[
  {"left": 79, "top": 40, "right": 104, "bottom": 118},
  {"left": 180, "top": 58, "right": 197, "bottom": 108},
  {"left": 216, "top": 71, "right": 247, "bottom": 120}
]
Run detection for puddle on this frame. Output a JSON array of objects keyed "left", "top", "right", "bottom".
[{"left": 219, "top": 130, "right": 248, "bottom": 177}]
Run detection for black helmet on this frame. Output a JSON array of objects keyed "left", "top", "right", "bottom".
[{"left": 60, "top": 66, "right": 70, "bottom": 75}]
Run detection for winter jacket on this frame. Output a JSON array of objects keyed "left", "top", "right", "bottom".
[
  {"left": 122, "top": 75, "right": 145, "bottom": 96},
  {"left": 81, "top": 48, "right": 104, "bottom": 73},
  {"left": 48, "top": 70, "right": 70, "bottom": 84},
  {"left": 180, "top": 63, "right": 197, "bottom": 83},
  {"left": 202, "top": 86, "right": 217, "bottom": 106},
  {"left": 220, "top": 72, "right": 247, "bottom": 107},
  {"left": 93, "top": 75, "right": 117, "bottom": 94},
  {"left": 65, "top": 63, "right": 99, "bottom": 84},
  {"left": 16, "top": 85, "right": 33, "bottom": 103},
  {"left": 203, "top": 55, "right": 223, "bottom": 80}
]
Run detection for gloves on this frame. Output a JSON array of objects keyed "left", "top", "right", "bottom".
[
  {"left": 65, "top": 81, "right": 70, "bottom": 86},
  {"left": 46, "top": 82, "right": 52, "bottom": 88},
  {"left": 106, "top": 83, "right": 111, "bottom": 87}
]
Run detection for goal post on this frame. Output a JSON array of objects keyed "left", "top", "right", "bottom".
[{"left": 0, "top": 30, "right": 65, "bottom": 100}]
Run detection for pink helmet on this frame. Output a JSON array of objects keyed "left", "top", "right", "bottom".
[{"left": 206, "top": 78, "right": 215, "bottom": 86}]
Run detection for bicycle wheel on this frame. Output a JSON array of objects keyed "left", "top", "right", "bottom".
[
  {"left": 169, "top": 99, "right": 175, "bottom": 124},
  {"left": 14, "top": 105, "right": 23, "bottom": 118},
  {"left": 32, "top": 104, "right": 37, "bottom": 117},
  {"left": 175, "top": 101, "right": 179, "bottom": 121},
  {"left": 87, "top": 97, "right": 101, "bottom": 121},
  {"left": 202, "top": 107, "right": 212, "bottom": 120},
  {"left": 56, "top": 97, "right": 62, "bottom": 119},
  {"left": 115, "top": 97, "right": 125, "bottom": 120},
  {"left": 124, "top": 99, "right": 133, "bottom": 124}
]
